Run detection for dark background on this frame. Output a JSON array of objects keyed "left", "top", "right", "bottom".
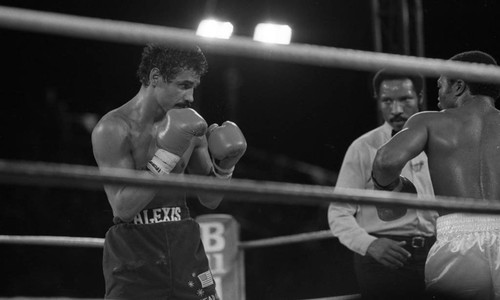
[{"left": 0, "top": 0, "right": 499, "bottom": 299}]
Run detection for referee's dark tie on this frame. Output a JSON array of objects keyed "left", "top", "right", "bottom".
[{"left": 391, "top": 130, "right": 397, "bottom": 137}]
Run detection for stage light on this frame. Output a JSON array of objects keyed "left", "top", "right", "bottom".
[
  {"left": 253, "top": 23, "right": 292, "bottom": 44},
  {"left": 196, "top": 19, "right": 233, "bottom": 39}
]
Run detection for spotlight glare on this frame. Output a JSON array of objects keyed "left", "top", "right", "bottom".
[
  {"left": 253, "top": 23, "right": 292, "bottom": 45},
  {"left": 196, "top": 19, "right": 233, "bottom": 39}
]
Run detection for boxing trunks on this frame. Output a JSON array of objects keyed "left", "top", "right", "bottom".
[
  {"left": 425, "top": 213, "right": 500, "bottom": 300},
  {"left": 103, "top": 205, "right": 218, "bottom": 300}
]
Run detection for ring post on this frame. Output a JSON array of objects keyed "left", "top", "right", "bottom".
[{"left": 197, "top": 214, "right": 245, "bottom": 300}]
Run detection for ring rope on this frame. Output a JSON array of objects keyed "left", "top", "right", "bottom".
[
  {"left": 1, "top": 160, "right": 500, "bottom": 214},
  {"left": 0, "top": 235, "right": 104, "bottom": 248},
  {"left": 238, "top": 230, "right": 332, "bottom": 249},
  {"left": 1, "top": 6, "right": 500, "bottom": 84},
  {"left": 0, "top": 296, "right": 359, "bottom": 300},
  {"left": 0, "top": 230, "right": 334, "bottom": 250},
  {"left": 0, "top": 298, "right": 103, "bottom": 300}
]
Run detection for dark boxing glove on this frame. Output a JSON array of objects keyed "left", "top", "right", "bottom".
[
  {"left": 372, "top": 174, "right": 415, "bottom": 221},
  {"left": 372, "top": 174, "right": 417, "bottom": 194}
]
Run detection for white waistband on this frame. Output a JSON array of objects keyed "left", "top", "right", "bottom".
[{"left": 437, "top": 213, "right": 500, "bottom": 234}]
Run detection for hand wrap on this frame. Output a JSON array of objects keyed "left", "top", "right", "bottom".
[
  {"left": 211, "top": 157, "right": 234, "bottom": 179},
  {"left": 147, "top": 149, "right": 180, "bottom": 175}
]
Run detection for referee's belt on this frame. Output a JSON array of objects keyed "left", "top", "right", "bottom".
[
  {"left": 373, "top": 234, "right": 436, "bottom": 249},
  {"left": 111, "top": 205, "right": 191, "bottom": 225}
]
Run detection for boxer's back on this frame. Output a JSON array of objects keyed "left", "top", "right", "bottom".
[{"left": 427, "top": 100, "right": 500, "bottom": 202}]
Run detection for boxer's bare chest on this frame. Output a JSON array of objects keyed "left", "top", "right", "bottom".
[{"left": 129, "top": 122, "right": 157, "bottom": 168}]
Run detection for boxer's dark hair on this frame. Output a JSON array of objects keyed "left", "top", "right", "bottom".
[
  {"left": 448, "top": 50, "right": 500, "bottom": 100},
  {"left": 137, "top": 43, "right": 208, "bottom": 86}
]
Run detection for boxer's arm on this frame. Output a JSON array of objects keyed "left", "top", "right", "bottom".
[
  {"left": 92, "top": 118, "right": 158, "bottom": 221},
  {"left": 373, "top": 112, "right": 429, "bottom": 187},
  {"left": 186, "top": 136, "right": 224, "bottom": 209}
]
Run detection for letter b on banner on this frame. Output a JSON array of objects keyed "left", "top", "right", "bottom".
[{"left": 197, "top": 214, "right": 245, "bottom": 300}]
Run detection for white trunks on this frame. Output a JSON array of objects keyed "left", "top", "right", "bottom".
[{"left": 425, "top": 213, "right": 500, "bottom": 300}]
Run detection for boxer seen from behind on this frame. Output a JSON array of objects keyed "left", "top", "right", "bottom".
[{"left": 373, "top": 50, "right": 500, "bottom": 300}]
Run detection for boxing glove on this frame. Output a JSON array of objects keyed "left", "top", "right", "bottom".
[
  {"left": 372, "top": 174, "right": 414, "bottom": 221},
  {"left": 207, "top": 121, "right": 247, "bottom": 178},
  {"left": 372, "top": 174, "right": 417, "bottom": 194},
  {"left": 147, "top": 108, "right": 207, "bottom": 175}
]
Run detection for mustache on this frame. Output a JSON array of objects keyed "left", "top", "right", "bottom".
[{"left": 390, "top": 116, "right": 407, "bottom": 123}]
